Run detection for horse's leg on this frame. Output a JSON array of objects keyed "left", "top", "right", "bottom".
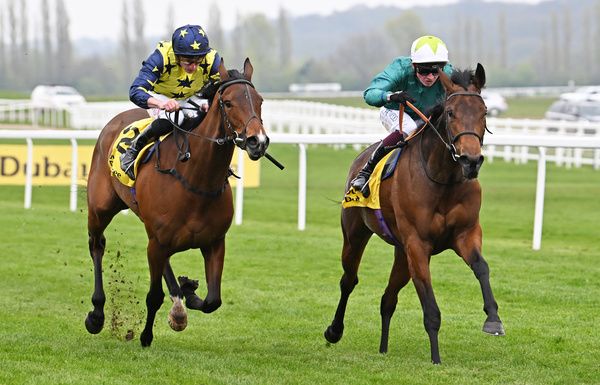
[
  {"left": 196, "top": 240, "right": 225, "bottom": 314},
  {"left": 85, "top": 223, "right": 107, "bottom": 334},
  {"left": 379, "top": 246, "right": 411, "bottom": 354},
  {"left": 324, "top": 212, "right": 371, "bottom": 344},
  {"left": 407, "top": 241, "right": 442, "bottom": 364},
  {"left": 455, "top": 229, "right": 505, "bottom": 336},
  {"left": 139, "top": 240, "right": 170, "bottom": 347},
  {"left": 85, "top": 182, "right": 124, "bottom": 334},
  {"left": 163, "top": 263, "right": 187, "bottom": 332}
]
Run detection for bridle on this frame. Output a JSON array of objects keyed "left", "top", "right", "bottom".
[
  {"left": 169, "top": 78, "right": 261, "bottom": 150},
  {"left": 216, "top": 78, "right": 261, "bottom": 150},
  {"left": 414, "top": 91, "right": 489, "bottom": 185},
  {"left": 156, "top": 77, "right": 262, "bottom": 196},
  {"left": 425, "top": 91, "right": 489, "bottom": 162}
]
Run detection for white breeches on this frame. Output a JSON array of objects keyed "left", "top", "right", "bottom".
[
  {"left": 148, "top": 94, "right": 208, "bottom": 125},
  {"left": 379, "top": 107, "right": 418, "bottom": 135}
]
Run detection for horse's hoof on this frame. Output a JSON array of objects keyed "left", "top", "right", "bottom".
[
  {"left": 324, "top": 325, "right": 343, "bottom": 344},
  {"left": 85, "top": 311, "right": 104, "bottom": 334},
  {"left": 168, "top": 297, "right": 188, "bottom": 331},
  {"left": 483, "top": 320, "right": 505, "bottom": 336},
  {"left": 200, "top": 299, "right": 222, "bottom": 314},
  {"left": 168, "top": 311, "right": 188, "bottom": 332},
  {"left": 168, "top": 314, "right": 187, "bottom": 332},
  {"left": 140, "top": 330, "right": 153, "bottom": 347}
]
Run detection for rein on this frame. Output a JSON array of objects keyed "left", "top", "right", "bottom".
[
  {"left": 406, "top": 91, "right": 488, "bottom": 162},
  {"left": 157, "top": 77, "right": 258, "bottom": 196},
  {"left": 169, "top": 78, "right": 258, "bottom": 148}
]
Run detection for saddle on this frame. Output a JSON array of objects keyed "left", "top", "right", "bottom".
[
  {"left": 108, "top": 118, "right": 169, "bottom": 187},
  {"left": 342, "top": 147, "right": 403, "bottom": 209}
]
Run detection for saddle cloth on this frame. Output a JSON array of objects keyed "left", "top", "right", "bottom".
[
  {"left": 342, "top": 147, "right": 402, "bottom": 209},
  {"left": 108, "top": 117, "right": 164, "bottom": 187}
]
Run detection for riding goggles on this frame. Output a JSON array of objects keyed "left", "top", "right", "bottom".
[{"left": 415, "top": 65, "right": 441, "bottom": 76}]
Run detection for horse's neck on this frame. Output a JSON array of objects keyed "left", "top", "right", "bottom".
[{"left": 185, "top": 110, "right": 234, "bottom": 187}]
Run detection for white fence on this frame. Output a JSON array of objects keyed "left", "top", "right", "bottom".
[
  {"left": 2, "top": 129, "right": 600, "bottom": 250},
  {"left": 2, "top": 99, "right": 599, "bottom": 169}
]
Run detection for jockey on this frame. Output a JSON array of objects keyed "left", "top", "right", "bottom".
[
  {"left": 121, "top": 24, "right": 222, "bottom": 180},
  {"left": 351, "top": 35, "right": 454, "bottom": 197}
]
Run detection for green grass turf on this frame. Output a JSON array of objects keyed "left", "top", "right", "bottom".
[{"left": 0, "top": 144, "right": 598, "bottom": 384}]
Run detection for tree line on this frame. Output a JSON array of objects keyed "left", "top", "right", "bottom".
[{"left": 1, "top": 0, "right": 600, "bottom": 97}]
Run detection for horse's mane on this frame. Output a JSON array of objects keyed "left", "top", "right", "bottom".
[
  {"left": 450, "top": 68, "right": 476, "bottom": 90},
  {"left": 425, "top": 67, "right": 480, "bottom": 127},
  {"left": 427, "top": 103, "right": 445, "bottom": 122},
  {"left": 226, "top": 69, "right": 244, "bottom": 80},
  {"left": 199, "top": 69, "right": 246, "bottom": 102}
]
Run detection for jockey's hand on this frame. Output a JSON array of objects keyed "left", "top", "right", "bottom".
[
  {"left": 198, "top": 100, "right": 209, "bottom": 112},
  {"left": 160, "top": 99, "right": 181, "bottom": 112},
  {"left": 388, "top": 91, "right": 415, "bottom": 106}
]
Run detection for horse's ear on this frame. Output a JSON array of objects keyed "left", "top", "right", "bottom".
[
  {"left": 243, "top": 58, "right": 253, "bottom": 81},
  {"left": 218, "top": 58, "right": 229, "bottom": 81},
  {"left": 474, "top": 63, "right": 486, "bottom": 90}
]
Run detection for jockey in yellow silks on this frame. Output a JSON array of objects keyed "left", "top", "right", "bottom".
[{"left": 121, "top": 24, "right": 222, "bottom": 180}]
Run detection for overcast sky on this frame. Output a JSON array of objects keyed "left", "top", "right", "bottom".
[{"left": 23, "top": 0, "right": 546, "bottom": 40}]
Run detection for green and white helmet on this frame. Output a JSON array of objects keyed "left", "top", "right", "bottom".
[{"left": 410, "top": 35, "right": 448, "bottom": 64}]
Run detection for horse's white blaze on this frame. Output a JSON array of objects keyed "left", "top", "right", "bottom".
[{"left": 256, "top": 133, "right": 268, "bottom": 143}]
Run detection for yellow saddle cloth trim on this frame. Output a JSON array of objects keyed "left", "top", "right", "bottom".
[
  {"left": 342, "top": 150, "right": 395, "bottom": 209},
  {"left": 108, "top": 117, "right": 158, "bottom": 187}
]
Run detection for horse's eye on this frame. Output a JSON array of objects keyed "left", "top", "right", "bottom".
[
  {"left": 447, "top": 110, "right": 454, "bottom": 118},
  {"left": 223, "top": 100, "right": 233, "bottom": 108}
]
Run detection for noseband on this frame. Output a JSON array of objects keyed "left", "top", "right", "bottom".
[{"left": 217, "top": 78, "right": 261, "bottom": 150}]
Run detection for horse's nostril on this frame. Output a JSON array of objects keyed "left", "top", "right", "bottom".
[{"left": 246, "top": 136, "right": 258, "bottom": 148}]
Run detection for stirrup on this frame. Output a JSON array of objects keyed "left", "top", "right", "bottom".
[
  {"left": 120, "top": 150, "right": 138, "bottom": 179},
  {"left": 124, "top": 165, "right": 135, "bottom": 180},
  {"left": 351, "top": 176, "right": 366, "bottom": 190},
  {"left": 351, "top": 171, "right": 370, "bottom": 191},
  {"left": 360, "top": 183, "right": 371, "bottom": 198}
]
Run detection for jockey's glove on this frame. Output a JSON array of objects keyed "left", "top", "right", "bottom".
[{"left": 388, "top": 91, "right": 415, "bottom": 106}]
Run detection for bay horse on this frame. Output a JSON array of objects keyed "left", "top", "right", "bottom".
[
  {"left": 85, "top": 58, "right": 269, "bottom": 347},
  {"left": 324, "top": 64, "right": 504, "bottom": 364}
]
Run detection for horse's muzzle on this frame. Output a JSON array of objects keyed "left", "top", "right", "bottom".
[
  {"left": 458, "top": 154, "right": 484, "bottom": 179},
  {"left": 245, "top": 135, "right": 270, "bottom": 160}
]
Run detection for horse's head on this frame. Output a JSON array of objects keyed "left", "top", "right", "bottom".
[
  {"left": 438, "top": 64, "right": 487, "bottom": 179},
  {"left": 216, "top": 58, "right": 269, "bottom": 160}
]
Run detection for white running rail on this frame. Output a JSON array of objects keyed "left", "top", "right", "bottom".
[
  {"left": 1, "top": 129, "right": 600, "bottom": 250},
  {"left": 2, "top": 99, "right": 600, "bottom": 168}
]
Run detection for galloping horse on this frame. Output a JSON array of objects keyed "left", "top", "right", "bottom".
[
  {"left": 324, "top": 64, "right": 504, "bottom": 364},
  {"left": 85, "top": 58, "right": 269, "bottom": 347}
]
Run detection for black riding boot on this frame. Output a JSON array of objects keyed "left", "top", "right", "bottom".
[
  {"left": 120, "top": 118, "right": 172, "bottom": 180},
  {"left": 350, "top": 141, "right": 394, "bottom": 197}
]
